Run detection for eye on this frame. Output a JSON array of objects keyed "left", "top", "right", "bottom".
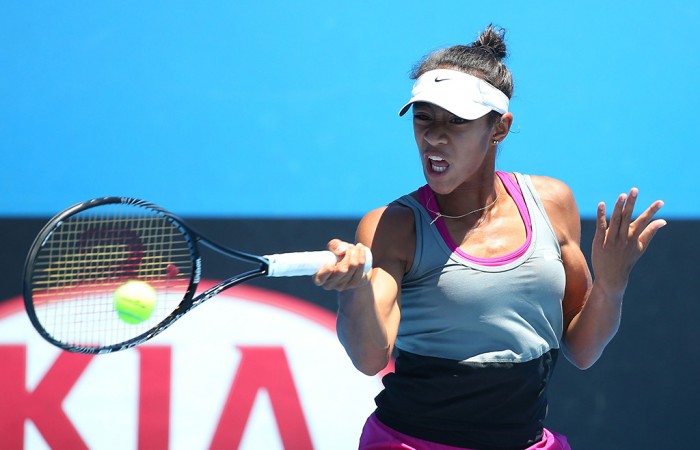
[
  {"left": 450, "top": 117, "right": 469, "bottom": 125},
  {"left": 413, "top": 113, "right": 432, "bottom": 122}
]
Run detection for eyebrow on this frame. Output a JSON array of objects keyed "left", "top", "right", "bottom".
[{"left": 411, "top": 103, "right": 473, "bottom": 120}]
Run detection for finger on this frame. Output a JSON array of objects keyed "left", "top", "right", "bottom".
[
  {"left": 313, "top": 267, "right": 331, "bottom": 286},
  {"left": 353, "top": 243, "right": 369, "bottom": 269},
  {"left": 343, "top": 263, "right": 369, "bottom": 290},
  {"left": 324, "top": 262, "right": 369, "bottom": 291},
  {"left": 327, "top": 239, "right": 349, "bottom": 256},
  {"left": 637, "top": 218, "right": 667, "bottom": 252},
  {"left": 593, "top": 201, "right": 607, "bottom": 247},
  {"left": 316, "top": 266, "right": 347, "bottom": 290},
  {"left": 318, "top": 244, "right": 369, "bottom": 290},
  {"left": 350, "top": 244, "right": 373, "bottom": 286},
  {"left": 607, "top": 193, "right": 627, "bottom": 237},
  {"left": 618, "top": 188, "right": 638, "bottom": 240},
  {"left": 631, "top": 200, "right": 665, "bottom": 237},
  {"left": 344, "top": 243, "right": 361, "bottom": 264},
  {"left": 335, "top": 244, "right": 358, "bottom": 271},
  {"left": 315, "top": 239, "right": 348, "bottom": 288}
]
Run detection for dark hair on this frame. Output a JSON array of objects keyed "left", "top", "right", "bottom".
[{"left": 410, "top": 24, "right": 513, "bottom": 122}]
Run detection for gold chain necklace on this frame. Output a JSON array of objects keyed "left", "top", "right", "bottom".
[{"left": 426, "top": 192, "right": 500, "bottom": 225}]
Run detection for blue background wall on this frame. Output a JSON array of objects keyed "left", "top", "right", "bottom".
[
  {"left": 2, "top": 1, "right": 698, "bottom": 218},
  {"left": 2, "top": 3, "right": 699, "bottom": 449}
]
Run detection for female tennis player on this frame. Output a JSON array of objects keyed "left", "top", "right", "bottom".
[{"left": 314, "top": 24, "right": 666, "bottom": 450}]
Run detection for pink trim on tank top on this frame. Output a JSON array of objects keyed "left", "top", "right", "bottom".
[{"left": 418, "top": 171, "right": 532, "bottom": 267}]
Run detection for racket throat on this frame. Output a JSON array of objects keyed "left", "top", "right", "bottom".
[{"left": 190, "top": 267, "right": 267, "bottom": 310}]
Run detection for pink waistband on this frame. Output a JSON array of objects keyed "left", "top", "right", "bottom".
[{"left": 359, "top": 413, "right": 571, "bottom": 450}]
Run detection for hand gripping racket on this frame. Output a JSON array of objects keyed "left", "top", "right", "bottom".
[{"left": 23, "top": 197, "right": 372, "bottom": 354}]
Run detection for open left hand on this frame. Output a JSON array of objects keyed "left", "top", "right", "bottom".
[{"left": 591, "top": 188, "right": 666, "bottom": 297}]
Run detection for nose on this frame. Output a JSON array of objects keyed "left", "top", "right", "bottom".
[{"left": 422, "top": 123, "right": 448, "bottom": 146}]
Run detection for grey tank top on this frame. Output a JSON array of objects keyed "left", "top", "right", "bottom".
[{"left": 394, "top": 172, "right": 566, "bottom": 364}]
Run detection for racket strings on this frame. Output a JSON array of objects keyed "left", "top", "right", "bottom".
[{"left": 29, "top": 203, "right": 195, "bottom": 349}]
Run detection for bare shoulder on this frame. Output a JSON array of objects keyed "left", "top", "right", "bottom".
[
  {"left": 357, "top": 201, "right": 415, "bottom": 273},
  {"left": 529, "top": 175, "right": 581, "bottom": 241},
  {"left": 529, "top": 175, "right": 576, "bottom": 206}
]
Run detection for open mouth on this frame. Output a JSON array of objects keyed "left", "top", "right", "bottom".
[{"left": 428, "top": 155, "right": 448, "bottom": 173}]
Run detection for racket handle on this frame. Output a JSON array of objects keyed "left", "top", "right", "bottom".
[{"left": 264, "top": 249, "right": 373, "bottom": 277}]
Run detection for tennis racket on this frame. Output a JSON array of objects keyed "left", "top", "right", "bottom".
[{"left": 23, "top": 197, "right": 372, "bottom": 354}]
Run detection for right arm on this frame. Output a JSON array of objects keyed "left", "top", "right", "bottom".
[{"left": 314, "top": 204, "right": 414, "bottom": 375}]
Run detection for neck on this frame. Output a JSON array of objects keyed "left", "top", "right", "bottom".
[{"left": 432, "top": 172, "right": 502, "bottom": 219}]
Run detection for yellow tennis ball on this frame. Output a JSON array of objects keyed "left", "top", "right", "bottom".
[{"left": 113, "top": 280, "right": 157, "bottom": 324}]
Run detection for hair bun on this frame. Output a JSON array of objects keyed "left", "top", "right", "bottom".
[{"left": 472, "top": 24, "right": 507, "bottom": 60}]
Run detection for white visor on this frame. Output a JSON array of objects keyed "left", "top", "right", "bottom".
[{"left": 398, "top": 69, "right": 509, "bottom": 120}]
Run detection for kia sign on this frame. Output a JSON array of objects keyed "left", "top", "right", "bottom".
[{"left": 0, "top": 282, "right": 387, "bottom": 449}]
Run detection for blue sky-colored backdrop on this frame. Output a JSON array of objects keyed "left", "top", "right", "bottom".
[{"left": 2, "top": 1, "right": 698, "bottom": 218}]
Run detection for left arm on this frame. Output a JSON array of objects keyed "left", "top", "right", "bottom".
[{"left": 533, "top": 177, "right": 666, "bottom": 369}]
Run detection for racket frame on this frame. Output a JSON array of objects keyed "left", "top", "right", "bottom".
[{"left": 23, "top": 197, "right": 272, "bottom": 354}]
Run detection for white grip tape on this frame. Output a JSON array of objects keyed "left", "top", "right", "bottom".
[{"left": 264, "top": 249, "right": 373, "bottom": 278}]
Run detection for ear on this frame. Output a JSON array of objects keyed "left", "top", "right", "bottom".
[{"left": 491, "top": 112, "right": 513, "bottom": 144}]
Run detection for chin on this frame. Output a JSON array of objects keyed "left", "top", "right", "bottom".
[{"left": 425, "top": 178, "right": 456, "bottom": 196}]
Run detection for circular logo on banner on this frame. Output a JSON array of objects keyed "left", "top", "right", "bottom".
[{"left": 0, "top": 282, "right": 388, "bottom": 450}]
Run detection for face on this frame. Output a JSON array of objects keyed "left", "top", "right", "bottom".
[{"left": 412, "top": 102, "right": 497, "bottom": 195}]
